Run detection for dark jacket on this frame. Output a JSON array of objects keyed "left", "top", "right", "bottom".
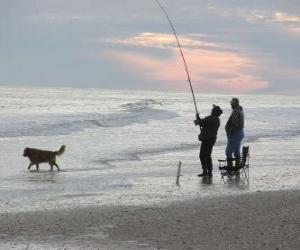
[
  {"left": 225, "top": 106, "right": 244, "bottom": 138},
  {"left": 197, "top": 115, "right": 220, "bottom": 140}
]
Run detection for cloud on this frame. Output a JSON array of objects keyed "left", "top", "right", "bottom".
[
  {"left": 106, "top": 34, "right": 269, "bottom": 93},
  {"left": 207, "top": 6, "right": 269, "bottom": 23},
  {"left": 104, "top": 32, "right": 225, "bottom": 51},
  {"left": 288, "top": 27, "right": 300, "bottom": 35},
  {"left": 244, "top": 10, "right": 300, "bottom": 40},
  {"left": 1, "top": 0, "right": 298, "bottom": 93},
  {"left": 208, "top": 6, "right": 300, "bottom": 35},
  {"left": 272, "top": 12, "right": 300, "bottom": 23},
  {"left": 271, "top": 12, "right": 300, "bottom": 35}
]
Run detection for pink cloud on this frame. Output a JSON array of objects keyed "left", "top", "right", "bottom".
[
  {"left": 108, "top": 47, "right": 268, "bottom": 93},
  {"left": 105, "top": 32, "right": 224, "bottom": 50},
  {"left": 288, "top": 27, "right": 300, "bottom": 36},
  {"left": 273, "top": 12, "right": 300, "bottom": 23}
]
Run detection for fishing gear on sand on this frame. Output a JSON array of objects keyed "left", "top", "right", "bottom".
[{"left": 154, "top": 0, "right": 199, "bottom": 116}]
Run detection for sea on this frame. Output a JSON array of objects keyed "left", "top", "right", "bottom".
[{"left": 0, "top": 86, "right": 299, "bottom": 213}]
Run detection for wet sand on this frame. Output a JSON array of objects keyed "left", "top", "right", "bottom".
[{"left": 0, "top": 190, "right": 299, "bottom": 250}]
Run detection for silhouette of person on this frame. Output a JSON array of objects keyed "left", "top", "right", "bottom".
[
  {"left": 225, "top": 97, "right": 244, "bottom": 169},
  {"left": 194, "top": 105, "right": 223, "bottom": 177}
]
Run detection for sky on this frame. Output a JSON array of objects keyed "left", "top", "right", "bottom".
[{"left": 0, "top": 0, "right": 299, "bottom": 94}]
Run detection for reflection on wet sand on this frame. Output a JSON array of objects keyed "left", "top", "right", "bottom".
[
  {"left": 200, "top": 176, "right": 213, "bottom": 185},
  {"left": 222, "top": 175, "right": 250, "bottom": 190},
  {"left": 26, "top": 171, "right": 59, "bottom": 184}
]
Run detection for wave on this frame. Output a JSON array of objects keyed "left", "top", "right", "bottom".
[
  {"left": 96, "top": 127, "right": 300, "bottom": 168},
  {"left": 97, "top": 143, "right": 198, "bottom": 167},
  {"left": 0, "top": 99, "right": 178, "bottom": 138},
  {"left": 243, "top": 128, "right": 300, "bottom": 143},
  {"left": 121, "top": 99, "right": 162, "bottom": 112}
]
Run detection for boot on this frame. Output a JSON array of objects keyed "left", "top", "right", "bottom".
[
  {"left": 226, "top": 158, "right": 234, "bottom": 171},
  {"left": 197, "top": 169, "right": 208, "bottom": 177},
  {"left": 207, "top": 158, "right": 213, "bottom": 177},
  {"left": 235, "top": 157, "right": 241, "bottom": 169},
  {"left": 207, "top": 169, "right": 213, "bottom": 178}
]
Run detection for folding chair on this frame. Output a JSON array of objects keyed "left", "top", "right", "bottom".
[{"left": 218, "top": 146, "right": 250, "bottom": 183}]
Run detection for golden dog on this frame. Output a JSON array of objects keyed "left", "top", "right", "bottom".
[{"left": 23, "top": 145, "right": 66, "bottom": 171}]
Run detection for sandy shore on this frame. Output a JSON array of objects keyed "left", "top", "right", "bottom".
[{"left": 0, "top": 190, "right": 299, "bottom": 250}]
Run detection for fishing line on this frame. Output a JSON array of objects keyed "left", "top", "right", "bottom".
[{"left": 154, "top": 0, "right": 199, "bottom": 115}]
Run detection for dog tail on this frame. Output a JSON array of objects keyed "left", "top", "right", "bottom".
[{"left": 56, "top": 145, "right": 66, "bottom": 156}]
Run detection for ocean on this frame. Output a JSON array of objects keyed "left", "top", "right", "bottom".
[{"left": 0, "top": 86, "right": 299, "bottom": 212}]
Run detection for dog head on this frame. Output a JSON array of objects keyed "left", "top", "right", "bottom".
[{"left": 23, "top": 148, "right": 30, "bottom": 157}]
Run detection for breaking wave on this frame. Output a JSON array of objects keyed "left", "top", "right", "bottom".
[
  {"left": 0, "top": 99, "right": 178, "bottom": 138},
  {"left": 121, "top": 99, "right": 162, "bottom": 112}
]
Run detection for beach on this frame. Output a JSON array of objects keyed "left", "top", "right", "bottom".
[
  {"left": 0, "top": 87, "right": 299, "bottom": 249},
  {"left": 1, "top": 190, "right": 299, "bottom": 249}
]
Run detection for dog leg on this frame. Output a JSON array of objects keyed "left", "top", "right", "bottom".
[
  {"left": 27, "top": 163, "right": 34, "bottom": 170},
  {"left": 49, "top": 163, "right": 54, "bottom": 171},
  {"left": 53, "top": 162, "right": 60, "bottom": 171}
]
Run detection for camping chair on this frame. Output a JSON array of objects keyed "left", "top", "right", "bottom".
[{"left": 218, "top": 146, "right": 250, "bottom": 183}]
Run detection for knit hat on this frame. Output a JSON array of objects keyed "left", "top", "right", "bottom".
[
  {"left": 212, "top": 105, "right": 223, "bottom": 117},
  {"left": 230, "top": 97, "right": 239, "bottom": 104}
]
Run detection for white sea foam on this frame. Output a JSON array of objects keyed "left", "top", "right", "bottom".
[{"left": 0, "top": 99, "right": 178, "bottom": 138}]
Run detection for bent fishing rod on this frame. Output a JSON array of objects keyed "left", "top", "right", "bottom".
[{"left": 154, "top": 0, "right": 199, "bottom": 116}]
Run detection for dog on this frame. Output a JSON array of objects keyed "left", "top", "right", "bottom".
[{"left": 23, "top": 145, "right": 66, "bottom": 171}]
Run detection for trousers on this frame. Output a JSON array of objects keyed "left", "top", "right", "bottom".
[
  {"left": 226, "top": 129, "right": 244, "bottom": 158},
  {"left": 200, "top": 137, "right": 216, "bottom": 172}
]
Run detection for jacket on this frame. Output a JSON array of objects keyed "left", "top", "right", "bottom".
[
  {"left": 225, "top": 106, "right": 244, "bottom": 138},
  {"left": 197, "top": 115, "right": 220, "bottom": 140}
]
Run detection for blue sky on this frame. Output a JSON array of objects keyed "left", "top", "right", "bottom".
[{"left": 0, "top": 0, "right": 299, "bottom": 93}]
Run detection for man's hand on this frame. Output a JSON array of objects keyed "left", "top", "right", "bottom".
[{"left": 194, "top": 114, "right": 201, "bottom": 126}]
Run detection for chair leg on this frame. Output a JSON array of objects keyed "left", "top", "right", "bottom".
[{"left": 243, "top": 166, "right": 249, "bottom": 183}]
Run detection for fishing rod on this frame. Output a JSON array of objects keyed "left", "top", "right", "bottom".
[{"left": 154, "top": 0, "right": 199, "bottom": 116}]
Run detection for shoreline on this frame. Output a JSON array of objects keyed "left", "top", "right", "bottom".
[{"left": 1, "top": 189, "right": 299, "bottom": 249}]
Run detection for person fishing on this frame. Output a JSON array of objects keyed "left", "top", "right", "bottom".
[
  {"left": 225, "top": 97, "right": 244, "bottom": 169},
  {"left": 155, "top": 0, "right": 223, "bottom": 178},
  {"left": 194, "top": 105, "right": 223, "bottom": 177}
]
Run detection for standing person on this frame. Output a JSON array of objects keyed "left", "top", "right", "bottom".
[
  {"left": 194, "top": 105, "right": 223, "bottom": 177},
  {"left": 225, "top": 97, "right": 244, "bottom": 169}
]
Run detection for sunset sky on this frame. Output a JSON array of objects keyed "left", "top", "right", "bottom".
[{"left": 0, "top": 0, "right": 299, "bottom": 93}]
